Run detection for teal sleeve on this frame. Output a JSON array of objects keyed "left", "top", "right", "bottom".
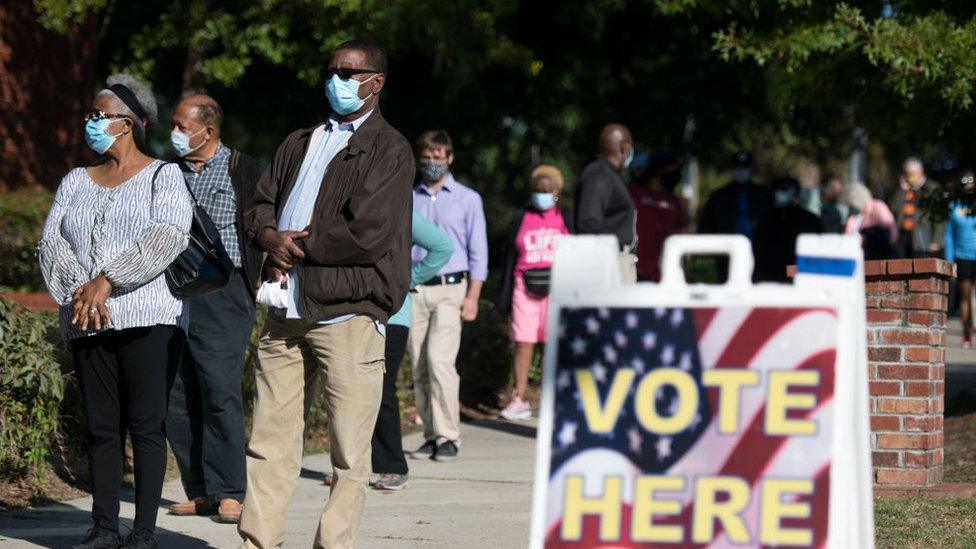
[
  {"left": 945, "top": 208, "right": 955, "bottom": 264},
  {"left": 410, "top": 210, "right": 454, "bottom": 286}
]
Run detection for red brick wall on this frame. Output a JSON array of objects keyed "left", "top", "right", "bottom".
[{"left": 865, "top": 258, "right": 953, "bottom": 487}]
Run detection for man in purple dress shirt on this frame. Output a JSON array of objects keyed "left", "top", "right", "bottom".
[{"left": 408, "top": 130, "right": 488, "bottom": 462}]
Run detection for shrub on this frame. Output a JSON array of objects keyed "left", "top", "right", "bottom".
[
  {"left": 0, "top": 190, "right": 52, "bottom": 292},
  {"left": 0, "top": 297, "right": 66, "bottom": 477},
  {"left": 457, "top": 298, "right": 514, "bottom": 408}
]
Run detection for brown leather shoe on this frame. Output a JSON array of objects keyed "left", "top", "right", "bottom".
[
  {"left": 217, "top": 498, "right": 242, "bottom": 523},
  {"left": 169, "top": 496, "right": 215, "bottom": 516}
]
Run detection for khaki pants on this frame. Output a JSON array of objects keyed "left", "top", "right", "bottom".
[
  {"left": 238, "top": 314, "right": 385, "bottom": 549},
  {"left": 409, "top": 281, "right": 466, "bottom": 444}
]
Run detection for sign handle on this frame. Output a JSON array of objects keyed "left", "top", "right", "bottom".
[{"left": 660, "top": 234, "right": 754, "bottom": 289}]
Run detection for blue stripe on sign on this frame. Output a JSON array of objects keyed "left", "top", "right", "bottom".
[{"left": 796, "top": 255, "right": 857, "bottom": 277}]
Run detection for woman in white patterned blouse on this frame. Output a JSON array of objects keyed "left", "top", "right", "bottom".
[{"left": 38, "top": 74, "right": 193, "bottom": 549}]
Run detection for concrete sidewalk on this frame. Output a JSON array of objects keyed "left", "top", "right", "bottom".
[{"left": 0, "top": 419, "right": 537, "bottom": 548}]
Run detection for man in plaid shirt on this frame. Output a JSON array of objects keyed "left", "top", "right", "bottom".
[{"left": 166, "top": 95, "right": 263, "bottom": 524}]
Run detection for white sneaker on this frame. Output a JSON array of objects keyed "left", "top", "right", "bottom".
[{"left": 500, "top": 396, "right": 532, "bottom": 421}]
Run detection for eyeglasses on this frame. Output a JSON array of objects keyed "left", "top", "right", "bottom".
[
  {"left": 84, "top": 109, "right": 129, "bottom": 122},
  {"left": 323, "top": 67, "right": 379, "bottom": 80},
  {"left": 962, "top": 175, "right": 974, "bottom": 185}
]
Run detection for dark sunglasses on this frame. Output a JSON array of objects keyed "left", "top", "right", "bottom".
[
  {"left": 84, "top": 109, "right": 130, "bottom": 122},
  {"left": 323, "top": 67, "right": 379, "bottom": 80}
]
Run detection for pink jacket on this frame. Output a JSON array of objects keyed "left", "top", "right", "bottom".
[{"left": 845, "top": 198, "right": 898, "bottom": 244}]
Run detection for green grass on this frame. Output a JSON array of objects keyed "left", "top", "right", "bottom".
[{"left": 875, "top": 498, "right": 976, "bottom": 548}]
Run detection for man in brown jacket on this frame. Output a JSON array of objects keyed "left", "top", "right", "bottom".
[{"left": 239, "top": 39, "right": 413, "bottom": 549}]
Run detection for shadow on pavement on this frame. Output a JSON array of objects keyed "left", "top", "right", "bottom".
[
  {"left": 0, "top": 498, "right": 215, "bottom": 548},
  {"left": 467, "top": 419, "right": 537, "bottom": 439},
  {"left": 947, "top": 370, "right": 976, "bottom": 415}
]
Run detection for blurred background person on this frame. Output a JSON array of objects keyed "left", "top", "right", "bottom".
[
  {"left": 575, "top": 123, "right": 637, "bottom": 282},
  {"left": 496, "top": 165, "right": 573, "bottom": 420},
  {"left": 698, "top": 150, "right": 773, "bottom": 243},
  {"left": 819, "top": 173, "right": 847, "bottom": 233},
  {"left": 754, "top": 176, "right": 824, "bottom": 282},
  {"left": 892, "top": 156, "right": 942, "bottom": 258},
  {"left": 944, "top": 169, "right": 976, "bottom": 348},
  {"left": 628, "top": 149, "right": 686, "bottom": 282},
  {"left": 842, "top": 181, "right": 898, "bottom": 260}
]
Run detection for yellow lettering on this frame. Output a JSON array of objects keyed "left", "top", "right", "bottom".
[
  {"left": 631, "top": 476, "right": 684, "bottom": 542},
  {"left": 760, "top": 479, "right": 814, "bottom": 545},
  {"left": 766, "top": 371, "right": 819, "bottom": 435},
  {"left": 635, "top": 368, "right": 698, "bottom": 434},
  {"left": 702, "top": 370, "right": 760, "bottom": 434},
  {"left": 561, "top": 475, "right": 623, "bottom": 541},
  {"left": 691, "top": 476, "right": 751, "bottom": 543},
  {"left": 576, "top": 368, "right": 636, "bottom": 433}
]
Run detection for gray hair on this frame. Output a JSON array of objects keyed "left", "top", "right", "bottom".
[
  {"left": 840, "top": 182, "right": 872, "bottom": 211},
  {"left": 97, "top": 73, "right": 158, "bottom": 126}
]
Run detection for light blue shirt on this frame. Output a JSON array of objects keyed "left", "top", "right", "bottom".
[
  {"left": 945, "top": 201, "right": 976, "bottom": 263},
  {"left": 388, "top": 210, "right": 454, "bottom": 327},
  {"left": 276, "top": 111, "right": 379, "bottom": 328}
]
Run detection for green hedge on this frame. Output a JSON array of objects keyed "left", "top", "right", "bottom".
[
  {"left": 0, "top": 297, "right": 68, "bottom": 477},
  {"left": 0, "top": 190, "right": 52, "bottom": 292}
]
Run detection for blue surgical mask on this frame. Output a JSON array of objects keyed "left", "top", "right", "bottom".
[
  {"left": 170, "top": 127, "right": 207, "bottom": 157},
  {"left": 325, "top": 73, "right": 377, "bottom": 116},
  {"left": 622, "top": 148, "right": 635, "bottom": 170},
  {"left": 85, "top": 118, "right": 124, "bottom": 155},
  {"left": 531, "top": 192, "right": 556, "bottom": 210}
]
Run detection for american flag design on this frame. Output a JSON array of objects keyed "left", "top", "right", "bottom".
[{"left": 543, "top": 306, "right": 838, "bottom": 548}]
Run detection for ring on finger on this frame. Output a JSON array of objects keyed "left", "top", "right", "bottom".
[{"left": 88, "top": 308, "right": 97, "bottom": 317}]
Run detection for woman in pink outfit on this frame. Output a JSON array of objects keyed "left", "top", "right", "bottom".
[
  {"left": 842, "top": 182, "right": 898, "bottom": 260},
  {"left": 496, "top": 165, "right": 574, "bottom": 420}
]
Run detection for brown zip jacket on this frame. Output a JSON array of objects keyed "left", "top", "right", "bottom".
[{"left": 244, "top": 109, "right": 414, "bottom": 323}]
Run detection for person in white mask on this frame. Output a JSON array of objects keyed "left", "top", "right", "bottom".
[{"left": 166, "top": 95, "right": 264, "bottom": 524}]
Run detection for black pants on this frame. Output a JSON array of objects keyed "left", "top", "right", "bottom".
[
  {"left": 72, "top": 325, "right": 183, "bottom": 534},
  {"left": 167, "top": 270, "right": 254, "bottom": 503},
  {"left": 371, "top": 324, "right": 410, "bottom": 474}
]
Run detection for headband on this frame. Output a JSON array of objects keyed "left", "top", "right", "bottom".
[{"left": 108, "top": 84, "right": 149, "bottom": 129}]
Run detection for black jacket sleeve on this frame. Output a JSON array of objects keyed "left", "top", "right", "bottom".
[{"left": 496, "top": 210, "right": 525, "bottom": 317}]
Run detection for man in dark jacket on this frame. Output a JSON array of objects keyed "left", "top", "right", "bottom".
[
  {"left": 754, "top": 176, "right": 824, "bottom": 282},
  {"left": 165, "top": 94, "right": 262, "bottom": 524},
  {"left": 698, "top": 151, "right": 773, "bottom": 280},
  {"left": 575, "top": 123, "right": 638, "bottom": 282},
  {"left": 239, "top": 39, "right": 413, "bottom": 549}
]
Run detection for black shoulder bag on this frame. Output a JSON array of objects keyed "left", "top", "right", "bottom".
[{"left": 150, "top": 162, "right": 234, "bottom": 297}]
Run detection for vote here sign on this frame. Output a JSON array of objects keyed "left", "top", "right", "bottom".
[{"left": 530, "top": 235, "right": 872, "bottom": 549}]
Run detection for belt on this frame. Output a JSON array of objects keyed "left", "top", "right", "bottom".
[{"left": 421, "top": 271, "right": 468, "bottom": 286}]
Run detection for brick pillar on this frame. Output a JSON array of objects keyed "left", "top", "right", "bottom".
[{"left": 865, "top": 258, "right": 954, "bottom": 487}]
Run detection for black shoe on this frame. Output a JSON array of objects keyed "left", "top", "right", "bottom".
[
  {"left": 72, "top": 529, "right": 121, "bottom": 549},
  {"left": 121, "top": 528, "right": 157, "bottom": 549},
  {"left": 408, "top": 440, "right": 437, "bottom": 460},
  {"left": 433, "top": 441, "right": 459, "bottom": 462}
]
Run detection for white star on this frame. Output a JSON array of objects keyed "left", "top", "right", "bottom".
[
  {"left": 678, "top": 352, "right": 693, "bottom": 371},
  {"left": 625, "top": 312, "right": 639, "bottom": 329},
  {"left": 660, "top": 344, "right": 675, "bottom": 365},
  {"left": 628, "top": 427, "right": 643, "bottom": 453},
  {"left": 655, "top": 307, "right": 667, "bottom": 318},
  {"left": 631, "top": 357, "right": 646, "bottom": 375},
  {"left": 642, "top": 331, "right": 657, "bottom": 350},
  {"left": 557, "top": 370, "right": 572, "bottom": 390},
  {"left": 668, "top": 397, "right": 680, "bottom": 416},
  {"left": 691, "top": 413, "right": 702, "bottom": 430},
  {"left": 614, "top": 330, "right": 628, "bottom": 349},
  {"left": 591, "top": 362, "right": 607, "bottom": 384},
  {"left": 656, "top": 436, "right": 672, "bottom": 460},
  {"left": 570, "top": 337, "right": 587, "bottom": 356},
  {"left": 558, "top": 422, "right": 578, "bottom": 448},
  {"left": 598, "top": 307, "right": 611, "bottom": 319},
  {"left": 670, "top": 309, "right": 684, "bottom": 328},
  {"left": 602, "top": 345, "right": 618, "bottom": 363},
  {"left": 585, "top": 316, "right": 600, "bottom": 334}
]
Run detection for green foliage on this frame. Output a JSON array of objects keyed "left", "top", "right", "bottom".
[
  {"left": 0, "top": 298, "right": 66, "bottom": 478},
  {"left": 457, "top": 299, "right": 513, "bottom": 407},
  {"left": 0, "top": 191, "right": 53, "bottom": 292}
]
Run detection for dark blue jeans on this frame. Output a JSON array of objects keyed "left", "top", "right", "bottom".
[{"left": 167, "top": 270, "right": 255, "bottom": 503}]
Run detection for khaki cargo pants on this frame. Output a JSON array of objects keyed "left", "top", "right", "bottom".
[{"left": 238, "top": 314, "right": 385, "bottom": 549}]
